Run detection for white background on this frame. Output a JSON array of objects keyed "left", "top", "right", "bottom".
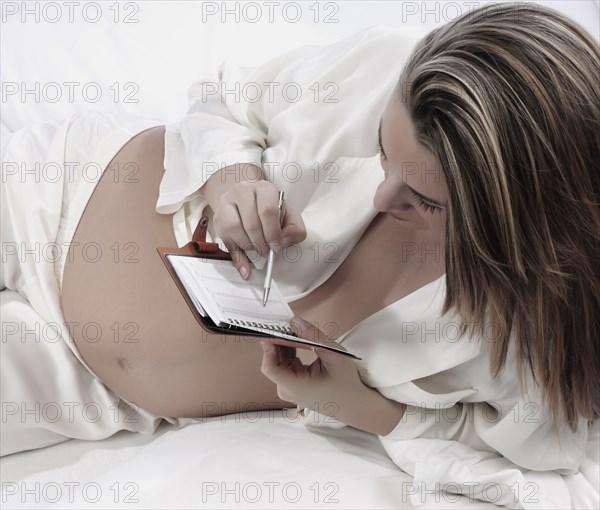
[{"left": 1, "top": 1, "right": 599, "bottom": 130}]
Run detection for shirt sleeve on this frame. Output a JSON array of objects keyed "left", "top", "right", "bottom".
[
  {"left": 156, "top": 25, "right": 392, "bottom": 215},
  {"left": 376, "top": 380, "right": 590, "bottom": 509},
  {"left": 376, "top": 354, "right": 589, "bottom": 470},
  {"left": 378, "top": 432, "right": 588, "bottom": 509}
]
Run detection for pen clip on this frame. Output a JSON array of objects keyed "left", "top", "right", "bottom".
[{"left": 278, "top": 191, "right": 286, "bottom": 226}]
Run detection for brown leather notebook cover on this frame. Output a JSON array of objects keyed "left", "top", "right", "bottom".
[{"left": 157, "top": 215, "right": 361, "bottom": 360}]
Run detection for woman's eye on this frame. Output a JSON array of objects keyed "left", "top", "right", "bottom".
[{"left": 410, "top": 192, "right": 442, "bottom": 214}]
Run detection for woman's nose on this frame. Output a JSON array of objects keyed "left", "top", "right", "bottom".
[{"left": 373, "top": 178, "right": 401, "bottom": 213}]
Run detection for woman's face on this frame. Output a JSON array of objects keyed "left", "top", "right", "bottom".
[{"left": 373, "top": 91, "right": 448, "bottom": 238}]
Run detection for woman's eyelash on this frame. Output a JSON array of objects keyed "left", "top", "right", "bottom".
[
  {"left": 410, "top": 192, "right": 443, "bottom": 214},
  {"left": 377, "top": 144, "right": 443, "bottom": 214}
]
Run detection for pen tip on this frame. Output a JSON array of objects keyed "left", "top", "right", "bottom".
[{"left": 262, "top": 289, "right": 269, "bottom": 307}]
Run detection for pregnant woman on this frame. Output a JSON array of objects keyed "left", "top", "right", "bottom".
[{"left": 2, "top": 3, "right": 599, "bottom": 505}]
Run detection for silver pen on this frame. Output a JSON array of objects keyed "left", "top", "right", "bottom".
[{"left": 262, "top": 191, "right": 286, "bottom": 306}]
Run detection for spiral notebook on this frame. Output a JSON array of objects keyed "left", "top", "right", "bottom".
[{"left": 164, "top": 253, "right": 360, "bottom": 359}]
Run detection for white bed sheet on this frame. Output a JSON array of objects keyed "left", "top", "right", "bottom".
[
  {"left": 3, "top": 413, "right": 598, "bottom": 509},
  {"left": 2, "top": 410, "right": 504, "bottom": 509}
]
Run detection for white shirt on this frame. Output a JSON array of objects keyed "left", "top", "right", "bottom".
[{"left": 157, "top": 24, "right": 594, "bottom": 508}]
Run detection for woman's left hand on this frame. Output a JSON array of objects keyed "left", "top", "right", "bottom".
[{"left": 259, "top": 316, "right": 369, "bottom": 420}]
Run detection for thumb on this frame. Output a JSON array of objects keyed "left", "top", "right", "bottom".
[
  {"left": 281, "top": 207, "right": 307, "bottom": 245},
  {"left": 290, "top": 317, "right": 328, "bottom": 343},
  {"left": 290, "top": 317, "right": 325, "bottom": 342},
  {"left": 291, "top": 317, "right": 348, "bottom": 356}
]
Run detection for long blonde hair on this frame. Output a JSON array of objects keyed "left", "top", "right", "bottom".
[{"left": 399, "top": 2, "right": 600, "bottom": 431}]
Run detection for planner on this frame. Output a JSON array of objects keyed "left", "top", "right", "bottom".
[{"left": 157, "top": 215, "right": 361, "bottom": 360}]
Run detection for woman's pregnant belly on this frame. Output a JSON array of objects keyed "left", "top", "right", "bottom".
[{"left": 60, "top": 127, "right": 306, "bottom": 418}]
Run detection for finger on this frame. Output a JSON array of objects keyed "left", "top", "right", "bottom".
[
  {"left": 236, "top": 189, "right": 271, "bottom": 258},
  {"left": 216, "top": 204, "right": 256, "bottom": 278},
  {"left": 222, "top": 238, "right": 252, "bottom": 279},
  {"left": 307, "top": 356, "right": 327, "bottom": 376},
  {"left": 261, "top": 340, "right": 304, "bottom": 384},
  {"left": 281, "top": 206, "right": 307, "bottom": 247},
  {"left": 282, "top": 351, "right": 307, "bottom": 376},
  {"left": 255, "top": 183, "right": 286, "bottom": 253},
  {"left": 277, "top": 345, "right": 295, "bottom": 366},
  {"left": 282, "top": 346, "right": 302, "bottom": 374},
  {"left": 290, "top": 357, "right": 304, "bottom": 374},
  {"left": 260, "top": 340, "right": 280, "bottom": 379}
]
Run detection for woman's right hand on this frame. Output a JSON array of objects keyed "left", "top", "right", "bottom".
[{"left": 201, "top": 165, "right": 307, "bottom": 279}]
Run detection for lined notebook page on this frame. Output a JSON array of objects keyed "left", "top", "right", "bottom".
[{"left": 166, "top": 254, "right": 294, "bottom": 330}]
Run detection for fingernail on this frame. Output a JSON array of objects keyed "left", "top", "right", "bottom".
[
  {"left": 282, "top": 236, "right": 291, "bottom": 248},
  {"left": 240, "top": 266, "right": 248, "bottom": 279}
]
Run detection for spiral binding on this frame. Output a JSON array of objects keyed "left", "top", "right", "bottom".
[{"left": 228, "top": 318, "right": 296, "bottom": 336}]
